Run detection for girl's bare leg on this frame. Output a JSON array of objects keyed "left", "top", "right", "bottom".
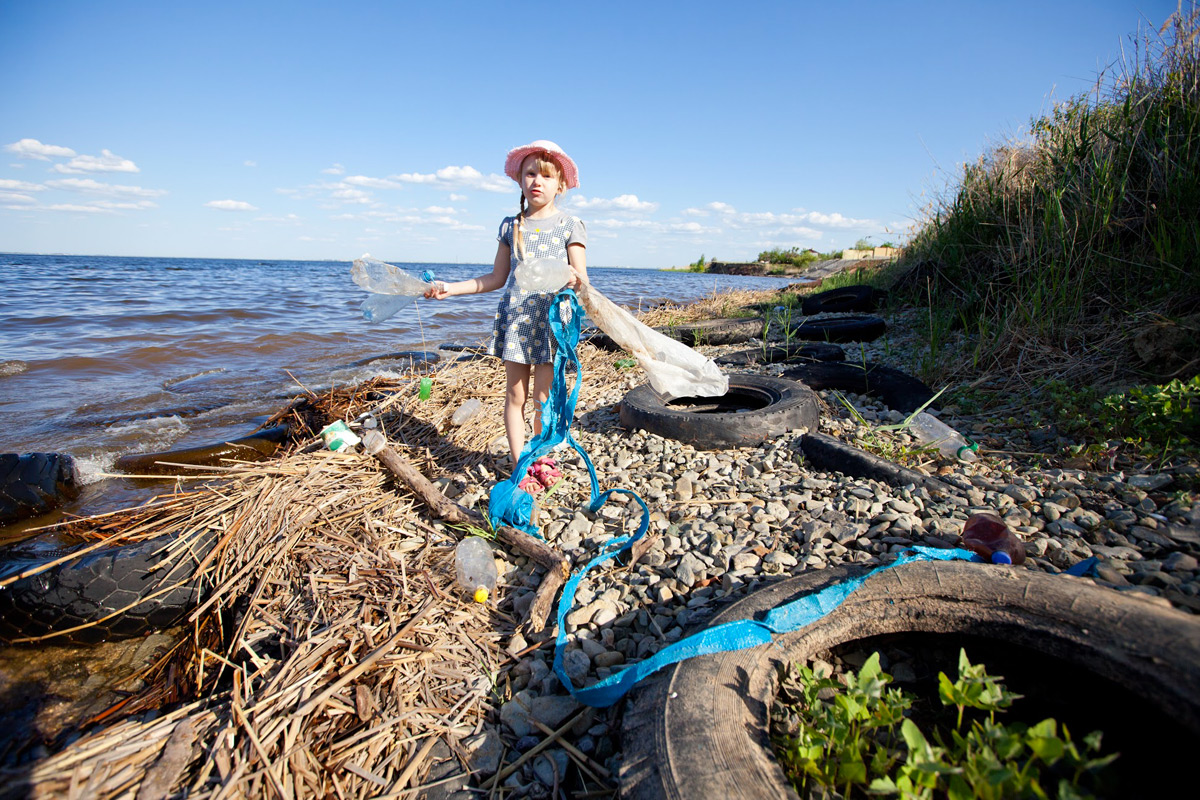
[
  {"left": 504, "top": 361, "right": 532, "bottom": 463},
  {"left": 531, "top": 363, "right": 553, "bottom": 437}
]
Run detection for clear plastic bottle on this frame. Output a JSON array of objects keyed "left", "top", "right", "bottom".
[
  {"left": 960, "top": 512, "right": 1026, "bottom": 565},
  {"left": 908, "top": 411, "right": 978, "bottom": 462},
  {"left": 516, "top": 257, "right": 572, "bottom": 293},
  {"left": 351, "top": 255, "right": 436, "bottom": 323},
  {"left": 454, "top": 536, "right": 498, "bottom": 604}
]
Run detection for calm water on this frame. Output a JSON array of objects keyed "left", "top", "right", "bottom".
[{"left": 0, "top": 253, "right": 795, "bottom": 531}]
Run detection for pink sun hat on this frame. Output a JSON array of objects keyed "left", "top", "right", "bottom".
[{"left": 504, "top": 140, "right": 580, "bottom": 189}]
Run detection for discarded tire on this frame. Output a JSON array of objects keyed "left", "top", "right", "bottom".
[
  {"left": 620, "top": 560, "right": 1200, "bottom": 800},
  {"left": 800, "top": 432, "right": 955, "bottom": 496},
  {"left": 114, "top": 424, "right": 290, "bottom": 476},
  {"left": 0, "top": 528, "right": 217, "bottom": 644},
  {"left": 787, "top": 315, "right": 887, "bottom": 343},
  {"left": 0, "top": 453, "right": 80, "bottom": 524},
  {"left": 657, "top": 317, "right": 765, "bottom": 347},
  {"left": 800, "top": 284, "right": 887, "bottom": 315},
  {"left": 716, "top": 342, "right": 845, "bottom": 367},
  {"left": 781, "top": 361, "right": 935, "bottom": 413},
  {"left": 619, "top": 374, "right": 819, "bottom": 450}
]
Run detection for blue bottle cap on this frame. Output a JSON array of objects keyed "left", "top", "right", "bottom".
[{"left": 991, "top": 551, "right": 1013, "bottom": 564}]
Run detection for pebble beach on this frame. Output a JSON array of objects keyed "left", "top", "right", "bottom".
[
  {"left": 424, "top": 298, "right": 1200, "bottom": 797},
  {"left": 6, "top": 283, "right": 1198, "bottom": 798}
]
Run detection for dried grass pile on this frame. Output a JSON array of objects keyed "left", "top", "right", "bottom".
[{"left": 11, "top": 332, "right": 686, "bottom": 798}]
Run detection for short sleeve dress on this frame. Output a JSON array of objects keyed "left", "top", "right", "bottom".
[{"left": 488, "top": 210, "right": 587, "bottom": 364}]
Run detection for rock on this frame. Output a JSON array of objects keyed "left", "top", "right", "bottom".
[
  {"left": 533, "top": 749, "right": 570, "bottom": 787},
  {"left": 462, "top": 727, "right": 504, "bottom": 776},
  {"left": 500, "top": 691, "right": 580, "bottom": 738},
  {"left": 1164, "top": 552, "right": 1199, "bottom": 572}
]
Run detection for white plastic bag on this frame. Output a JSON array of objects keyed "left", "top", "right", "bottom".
[
  {"left": 576, "top": 282, "right": 728, "bottom": 400},
  {"left": 516, "top": 257, "right": 572, "bottom": 293},
  {"left": 351, "top": 255, "right": 436, "bottom": 323}
]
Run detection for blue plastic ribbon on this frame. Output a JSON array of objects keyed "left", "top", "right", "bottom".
[{"left": 554, "top": 546, "right": 979, "bottom": 708}]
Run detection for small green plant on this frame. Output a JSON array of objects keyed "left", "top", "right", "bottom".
[
  {"left": 1043, "top": 375, "right": 1200, "bottom": 464},
  {"left": 614, "top": 357, "right": 637, "bottom": 370},
  {"left": 772, "top": 650, "right": 1118, "bottom": 800}
]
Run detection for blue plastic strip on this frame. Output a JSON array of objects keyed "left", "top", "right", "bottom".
[{"left": 554, "top": 546, "right": 979, "bottom": 708}]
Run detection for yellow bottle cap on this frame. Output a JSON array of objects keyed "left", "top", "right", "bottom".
[{"left": 473, "top": 586, "right": 489, "bottom": 604}]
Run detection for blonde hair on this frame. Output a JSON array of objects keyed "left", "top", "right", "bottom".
[{"left": 513, "top": 152, "right": 566, "bottom": 260}]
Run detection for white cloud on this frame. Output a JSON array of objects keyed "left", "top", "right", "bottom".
[
  {"left": 46, "top": 178, "right": 166, "bottom": 197},
  {"left": 205, "top": 199, "right": 258, "bottom": 211},
  {"left": 449, "top": 193, "right": 467, "bottom": 201},
  {"left": 344, "top": 175, "right": 406, "bottom": 190},
  {"left": 424, "top": 205, "right": 458, "bottom": 214},
  {"left": 0, "top": 192, "right": 37, "bottom": 204},
  {"left": 44, "top": 203, "right": 112, "bottom": 213},
  {"left": 4, "top": 138, "right": 76, "bottom": 160},
  {"left": 244, "top": 160, "right": 257, "bottom": 167},
  {"left": 92, "top": 200, "right": 159, "bottom": 210},
  {"left": 256, "top": 213, "right": 302, "bottom": 225},
  {"left": 571, "top": 194, "right": 659, "bottom": 213},
  {"left": 795, "top": 210, "right": 872, "bottom": 228},
  {"left": 322, "top": 163, "right": 345, "bottom": 175},
  {"left": 51, "top": 149, "right": 140, "bottom": 174},
  {"left": 0, "top": 178, "right": 46, "bottom": 192},
  {"left": 330, "top": 187, "right": 372, "bottom": 204},
  {"left": 394, "top": 165, "right": 510, "bottom": 193}
]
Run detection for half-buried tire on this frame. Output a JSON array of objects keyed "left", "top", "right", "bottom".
[
  {"left": 716, "top": 342, "right": 845, "bottom": 367},
  {"left": 619, "top": 374, "right": 819, "bottom": 450},
  {"left": 0, "top": 452, "right": 80, "bottom": 524},
  {"left": 781, "top": 361, "right": 935, "bottom": 413},
  {"left": 114, "top": 424, "right": 290, "bottom": 476},
  {"left": 787, "top": 314, "right": 886, "bottom": 343},
  {"left": 657, "top": 317, "right": 765, "bottom": 347},
  {"left": 800, "top": 284, "right": 887, "bottom": 315},
  {"left": 0, "top": 528, "right": 218, "bottom": 645},
  {"left": 620, "top": 560, "right": 1200, "bottom": 799}
]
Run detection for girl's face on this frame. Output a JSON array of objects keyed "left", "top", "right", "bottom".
[{"left": 520, "top": 154, "right": 564, "bottom": 212}]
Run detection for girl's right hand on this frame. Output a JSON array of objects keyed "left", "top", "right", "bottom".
[{"left": 424, "top": 281, "right": 449, "bottom": 300}]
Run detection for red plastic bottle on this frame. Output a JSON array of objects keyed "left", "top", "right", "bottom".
[{"left": 960, "top": 513, "right": 1026, "bottom": 565}]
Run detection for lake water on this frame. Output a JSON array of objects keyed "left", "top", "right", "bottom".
[{"left": 0, "top": 253, "right": 797, "bottom": 532}]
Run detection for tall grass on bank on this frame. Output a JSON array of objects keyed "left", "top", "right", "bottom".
[{"left": 898, "top": 7, "right": 1199, "bottom": 389}]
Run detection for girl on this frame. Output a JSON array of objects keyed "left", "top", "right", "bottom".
[{"left": 425, "top": 140, "right": 588, "bottom": 464}]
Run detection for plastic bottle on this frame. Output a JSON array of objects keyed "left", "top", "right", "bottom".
[
  {"left": 908, "top": 411, "right": 978, "bottom": 462},
  {"left": 352, "top": 256, "right": 436, "bottom": 323},
  {"left": 455, "top": 536, "right": 498, "bottom": 604},
  {"left": 516, "top": 257, "right": 572, "bottom": 293},
  {"left": 960, "top": 513, "right": 1026, "bottom": 565}
]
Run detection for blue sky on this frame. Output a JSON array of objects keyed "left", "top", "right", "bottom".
[{"left": 0, "top": 0, "right": 1180, "bottom": 268}]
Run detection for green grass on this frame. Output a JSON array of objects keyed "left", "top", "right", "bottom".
[{"left": 893, "top": 8, "right": 1200, "bottom": 392}]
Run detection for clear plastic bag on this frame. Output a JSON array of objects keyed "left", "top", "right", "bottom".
[
  {"left": 576, "top": 282, "right": 728, "bottom": 400},
  {"left": 351, "top": 255, "right": 435, "bottom": 323},
  {"left": 516, "top": 257, "right": 572, "bottom": 293}
]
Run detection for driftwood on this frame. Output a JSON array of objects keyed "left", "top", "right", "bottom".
[{"left": 364, "top": 431, "right": 569, "bottom": 632}]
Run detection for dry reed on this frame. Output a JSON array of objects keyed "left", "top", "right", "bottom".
[{"left": 11, "top": 291, "right": 775, "bottom": 798}]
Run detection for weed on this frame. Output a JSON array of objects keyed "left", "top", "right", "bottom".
[{"left": 772, "top": 650, "right": 1117, "bottom": 799}]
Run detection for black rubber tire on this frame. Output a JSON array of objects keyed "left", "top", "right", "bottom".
[
  {"left": 0, "top": 453, "right": 80, "bottom": 524},
  {"left": 800, "top": 432, "right": 956, "bottom": 496},
  {"left": 619, "top": 374, "right": 819, "bottom": 450},
  {"left": 800, "top": 284, "right": 887, "bottom": 315},
  {"left": 580, "top": 329, "right": 622, "bottom": 352},
  {"left": 656, "top": 317, "right": 765, "bottom": 347},
  {"left": 114, "top": 424, "right": 290, "bottom": 476},
  {"left": 716, "top": 342, "right": 845, "bottom": 367},
  {"left": 344, "top": 350, "right": 440, "bottom": 369},
  {"left": 787, "top": 315, "right": 887, "bottom": 343},
  {"left": 781, "top": 361, "right": 935, "bottom": 413},
  {"left": 0, "top": 528, "right": 217, "bottom": 645},
  {"left": 620, "top": 560, "right": 1200, "bottom": 800}
]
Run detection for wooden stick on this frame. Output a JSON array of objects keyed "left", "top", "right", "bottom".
[{"left": 365, "top": 432, "right": 570, "bottom": 632}]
